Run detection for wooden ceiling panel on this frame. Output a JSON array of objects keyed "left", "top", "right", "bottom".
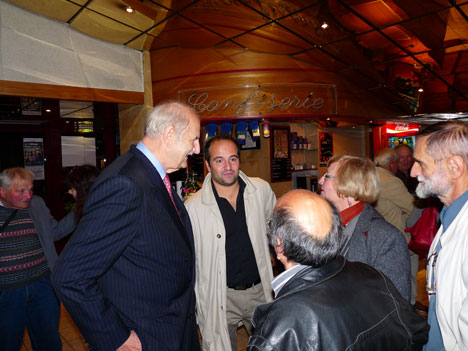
[
  {"left": 87, "top": 0, "right": 158, "bottom": 32},
  {"left": 179, "top": 4, "right": 269, "bottom": 39},
  {"left": 7, "top": 0, "right": 81, "bottom": 22},
  {"left": 70, "top": 8, "right": 142, "bottom": 45},
  {"left": 234, "top": 23, "right": 314, "bottom": 54}
]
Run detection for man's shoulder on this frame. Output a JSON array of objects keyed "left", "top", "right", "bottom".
[
  {"left": 96, "top": 149, "right": 149, "bottom": 184},
  {"left": 184, "top": 188, "right": 204, "bottom": 208},
  {"left": 242, "top": 174, "right": 273, "bottom": 194},
  {"left": 378, "top": 168, "right": 407, "bottom": 189}
]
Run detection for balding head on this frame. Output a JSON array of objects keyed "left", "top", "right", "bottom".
[
  {"left": 268, "top": 190, "right": 343, "bottom": 268},
  {"left": 275, "top": 190, "right": 333, "bottom": 241}
]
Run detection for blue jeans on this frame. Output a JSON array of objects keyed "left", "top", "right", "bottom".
[{"left": 0, "top": 276, "right": 61, "bottom": 351}]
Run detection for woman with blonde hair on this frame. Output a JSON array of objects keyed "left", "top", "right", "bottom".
[{"left": 319, "top": 154, "right": 411, "bottom": 300}]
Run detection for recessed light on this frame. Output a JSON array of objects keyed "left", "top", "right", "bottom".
[
  {"left": 321, "top": 22, "right": 328, "bottom": 29},
  {"left": 418, "top": 88, "right": 424, "bottom": 92},
  {"left": 45, "top": 109, "right": 51, "bottom": 112},
  {"left": 125, "top": 6, "right": 134, "bottom": 13}
]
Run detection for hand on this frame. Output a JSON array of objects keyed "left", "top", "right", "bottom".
[{"left": 117, "top": 331, "right": 142, "bottom": 351}]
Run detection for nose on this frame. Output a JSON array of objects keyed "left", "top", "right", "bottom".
[
  {"left": 193, "top": 140, "right": 200, "bottom": 154},
  {"left": 410, "top": 162, "right": 420, "bottom": 178},
  {"left": 25, "top": 190, "right": 33, "bottom": 199}
]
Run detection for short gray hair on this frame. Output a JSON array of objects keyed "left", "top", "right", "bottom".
[
  {"left": 144, "top": 101, "right": 196, "bottom": 139},
  {"left": 267, "top": 202, "right": 343, "bottom": 267},
  {"left": 0, "top": 167, "right": 35, "bottom": 190},
  {"left": 417, "top": 121, "right": 468, "bottom": 165},
  {"left": 374, "top": 147, "right": 398, "bottom": 167}
]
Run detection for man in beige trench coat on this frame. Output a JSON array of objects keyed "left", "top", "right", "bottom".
[{"left": 185, "top": 135, "right": 276, "bottom": 351}]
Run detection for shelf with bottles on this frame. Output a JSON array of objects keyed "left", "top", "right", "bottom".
[
  {"left": 292, "top": 147, "right": 318, "bottom": 151},
  {"left": 290, "top": 131, "right": 317, "bottom": 151}
]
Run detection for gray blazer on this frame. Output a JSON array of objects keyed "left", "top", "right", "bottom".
[
  {"left": 347, "top": 203, "right": 411, "bottom": 301},
  {"left": 29, "top": 196, "right": 77, "bottom": 271}
]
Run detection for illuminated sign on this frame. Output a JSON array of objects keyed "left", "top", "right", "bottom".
[
  {"left": 386, "top": 123, "right": 419, "bottom": 134},
  {"left": 179, "top": 83, "right": 337, "bottom": 119},
  {"left": 76, "top": 120, "right": 94, "bottom": 133}
]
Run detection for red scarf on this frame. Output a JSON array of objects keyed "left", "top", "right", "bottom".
[{"left": 340, "top": 201, "right": 365, "bottom": 227}]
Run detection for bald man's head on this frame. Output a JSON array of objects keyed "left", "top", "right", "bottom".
[
  {"left": 275, "top": 190, "right": 333, "bottom": 241},
  {"left": 268, "top": 190, "right": 343, "bottom": 267}
]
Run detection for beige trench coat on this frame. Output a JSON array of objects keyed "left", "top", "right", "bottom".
[
  {"left": 375, "top": 167, "right": 415, "bottom": 241},
  {"left": 185, "top": 171, "right": 276, "bottom": 351}
]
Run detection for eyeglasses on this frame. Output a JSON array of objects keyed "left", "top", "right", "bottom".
[
  {"left": 324, "top": 173, "right": 336, "bottom": 179},
  {"left": 426, "top": 250, "right": 439, "bottom": 295}
]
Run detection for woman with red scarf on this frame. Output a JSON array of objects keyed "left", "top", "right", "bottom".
[{"left": 319, "top": 154, "right": 411, "bottom": 301}]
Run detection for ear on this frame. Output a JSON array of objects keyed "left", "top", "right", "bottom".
[
  {"left": 205, "top": 159, "right": 211, "bottom": 173},
  {"left": 446, "top": 155, "right": 465, "bottom": 180},
  {"left": 275, "top": 237, "right": 284, "bottom": 255},
  {"left": 162, "top": 125, "right": 177, "bottom": 147}
]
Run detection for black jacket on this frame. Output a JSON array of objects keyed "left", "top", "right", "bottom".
[{"left": 248, "top": 257, "right": 428, "bottom": 351}]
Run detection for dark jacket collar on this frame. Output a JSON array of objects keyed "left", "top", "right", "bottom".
[{"left": 277, "top": 256, "right": 346, "bottom": 299}]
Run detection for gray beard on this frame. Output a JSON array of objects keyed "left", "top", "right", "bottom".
[
  {"left": 415, "top": 183, "right": 437, "bottom": 199},
  {"left": 415, "top": 174, "right": 451, "bottom": 199}
]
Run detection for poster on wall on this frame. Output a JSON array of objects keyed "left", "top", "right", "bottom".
[
  {"left": 270, "top": 126, "right": 291, "bottom": 182},
  {"left": 23, "top": 138, "right": 45, "bottom": 180},
  {"left": 319, "top": 132, "right": 333, "bottom": 167},
  {"left": 61, "top": 136, "right": 96, "bottom": 167}
]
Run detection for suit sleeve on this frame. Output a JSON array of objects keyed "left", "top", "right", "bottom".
[
  {"left": 263, "top": 182, "right": 277, "bottom": 220},
  {"left": 52, "top": 175, "right": 140, "bottom": 350},
  {"left": 33, "top": 196, "right": 77, "bottom": 241}
]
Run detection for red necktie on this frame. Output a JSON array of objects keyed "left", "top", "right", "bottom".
[{"left": 163, "top": 174, "right": 181, "bottom": 219}]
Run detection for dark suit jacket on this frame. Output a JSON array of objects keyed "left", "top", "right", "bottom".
[{"left": 52, "top": 146, "right": 199, "bottom": 351}]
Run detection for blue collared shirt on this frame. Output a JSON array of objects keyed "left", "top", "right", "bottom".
[
  {"left": 425, "top": 189, "right": 468, "bottom": 351},
  {"left": 136, "top": 141, "right": 165, "bottom": 180}
]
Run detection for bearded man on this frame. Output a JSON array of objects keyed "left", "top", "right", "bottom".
[{"left": 411, "top": 121, "right": 468, "bottom": 350}]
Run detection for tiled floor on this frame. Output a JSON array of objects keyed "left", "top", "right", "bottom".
[
  {"left": 20, "top": 258, "right": 429, "bottom": 351},
  {"left": 20, "top": 305, "right": 87, "bottom": 351}
]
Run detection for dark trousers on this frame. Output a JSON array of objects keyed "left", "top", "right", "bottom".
[{"left": 0, "top": 276, "right": 61, "bottom": 351}]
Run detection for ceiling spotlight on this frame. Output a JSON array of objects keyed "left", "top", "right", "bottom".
[
  {"left": 125, "top": 6, "right": 134, "bottom": 13},
  {"left": 321, "top": 22, "right": 328, "bottom": 29},
  {"left": 418, "top": 88, "right": 424, "bottom": 92},
  {"left": 45, "top": 109, "right": 51, "bottom": 113}
]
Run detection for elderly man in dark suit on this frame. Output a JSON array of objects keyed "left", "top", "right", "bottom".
[{"left": 52, "top": 101, "right": 201, "bottom": 351}]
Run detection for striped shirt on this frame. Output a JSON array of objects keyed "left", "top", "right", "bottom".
[
  {"left": 271, "top": 264, "right": 308, "bottom": 297},
  {"left": 0, "top": 206, "right": 49, "bottom": 289}
]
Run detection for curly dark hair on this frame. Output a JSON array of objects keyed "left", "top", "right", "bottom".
[{"left": 64, "top": 165, "right": 100, "bottom": 220}]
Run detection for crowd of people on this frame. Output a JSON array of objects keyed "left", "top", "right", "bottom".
[{"left": 0, "top": 100, "right": 467, "bottom": 351}]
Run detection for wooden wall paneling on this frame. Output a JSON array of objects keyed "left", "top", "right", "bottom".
[{"left": 0, "top": 80, "right": 144, "bottom": 104}]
